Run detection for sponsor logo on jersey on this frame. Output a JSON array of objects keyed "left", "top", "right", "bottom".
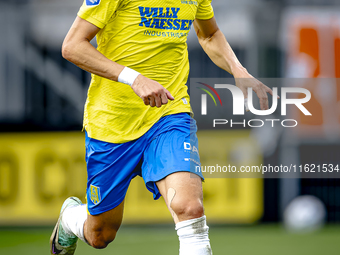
[
  {"left": 181, "top": 0, "right": 198, "bottom": 5},
  {"left": 86, "top": 0, "right": 100, "bottom": 7},
  {"left": 90, "top": 185, "right": 101, "bottom": 205},
  {"left": 139, "top": 7, "right": 194, "bottom": 31},
  {"left": 184, "top": 142, "right": 199, "bottom": 154}
]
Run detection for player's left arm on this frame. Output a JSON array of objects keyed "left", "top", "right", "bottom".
[{"left": 193, "top": 17, "right": 274, "bottom": 110}]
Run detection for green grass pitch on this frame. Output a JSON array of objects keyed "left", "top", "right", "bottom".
[{"left": 0, "top": 224, "right": 339, "bottom": 255}]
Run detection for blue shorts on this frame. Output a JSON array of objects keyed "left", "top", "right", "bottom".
[{"left": 85, "top": 113, "right": 202, "bottom": 215}]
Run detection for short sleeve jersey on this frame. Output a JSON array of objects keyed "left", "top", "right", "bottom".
[{"left": 78, "top": 0, "right": 214, "bottom": 143}]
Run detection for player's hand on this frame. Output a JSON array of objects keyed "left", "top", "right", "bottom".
[
  {"left": 234, "top": 72, "right": 274, "bottom": 110},
  {"left": 131, "top": 75, "right": 175, "bottom": 108}
]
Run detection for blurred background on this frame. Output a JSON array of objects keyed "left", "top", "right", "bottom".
[{"left": 0, "top": 0, "right": 339, "bottom": 254}]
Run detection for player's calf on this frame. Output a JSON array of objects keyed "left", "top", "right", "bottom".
[
  {"left": 157, "top": 172, "right": 212, "bottom": 255},
  {"left": 84, "top": 223, "right": 118, "bottom": 249},
  {"left": 84, "top": 200, "right": 124, "bottom": 249},
  {"left": 169, "top": 191, "right": 211, "bottom": 255}
]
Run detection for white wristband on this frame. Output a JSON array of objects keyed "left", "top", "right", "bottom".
[{"left": 118, "top": 67, "right": 140, "bottom": 86}]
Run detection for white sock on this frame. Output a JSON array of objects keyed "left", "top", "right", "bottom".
[
  {"left": 176, "top": 215, "right": 212, "bottom": 255},
  {"left": 61, "top": 204, "right": 88, "bottom": 244}
]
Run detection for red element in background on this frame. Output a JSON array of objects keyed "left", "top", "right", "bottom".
[{"left": 197, "top": 82, "right": 223, "bottom": 106}]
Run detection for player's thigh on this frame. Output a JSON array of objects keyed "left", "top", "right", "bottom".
[
  {"left": 142, "top": 113, "right": 203, "bottom": 201},
  {"left": 84, "top": 131, "right": 144, "bottom": 242},
  {"left": 156, "top": 172, "right": 204, "bottom": 223}
]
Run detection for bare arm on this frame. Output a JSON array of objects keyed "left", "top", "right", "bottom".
[
  {"left": 62, "top": 17, "right": 124, "bottom": 81},
  {"left": 194, "top": 17, "right": 273, "bottom": 110},
  {"left": 62, "top": 16, "right": 173, "bottom": 108}
]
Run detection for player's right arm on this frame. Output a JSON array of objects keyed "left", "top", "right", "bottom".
[
  {"left": 62, "top": 17, "right": 173, "bottom": 108},
  {"left": 62, "top": 17, "right": 122, "bottom": 81}
]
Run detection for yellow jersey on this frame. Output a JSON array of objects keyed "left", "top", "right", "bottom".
[{"left": 78, "top": 0, "right": 214, "bottom": 143}]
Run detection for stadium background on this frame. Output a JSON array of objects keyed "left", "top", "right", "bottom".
[{"left": 0, "top": 0, "right": 339, "bottom": 254}]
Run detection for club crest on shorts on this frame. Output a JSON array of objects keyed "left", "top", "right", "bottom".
[
  {"left": 86, "top": 0, "right": 100, "bottom": 6},
  {"left": 90, "top": 185, "right": 101, "bottom": 205}
]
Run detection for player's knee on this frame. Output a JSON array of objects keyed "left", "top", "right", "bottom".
[
  {"left": 171, "top": 199, "right": 204, "bottom": 220},
  {"left": 90, "top": 229, "right": 117, "bottom": 249}
]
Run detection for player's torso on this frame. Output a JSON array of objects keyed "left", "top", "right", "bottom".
[{"left": 83, "top": 0, "right": 206, "bottom": 143}]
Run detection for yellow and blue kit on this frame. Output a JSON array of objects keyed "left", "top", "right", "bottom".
[{"left": 78, "top": 0, "right": 214, "bottom": 215}]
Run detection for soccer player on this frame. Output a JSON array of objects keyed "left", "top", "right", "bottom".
[{"left": 50, "top": 0, "right": 273, "bottom": 254}]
